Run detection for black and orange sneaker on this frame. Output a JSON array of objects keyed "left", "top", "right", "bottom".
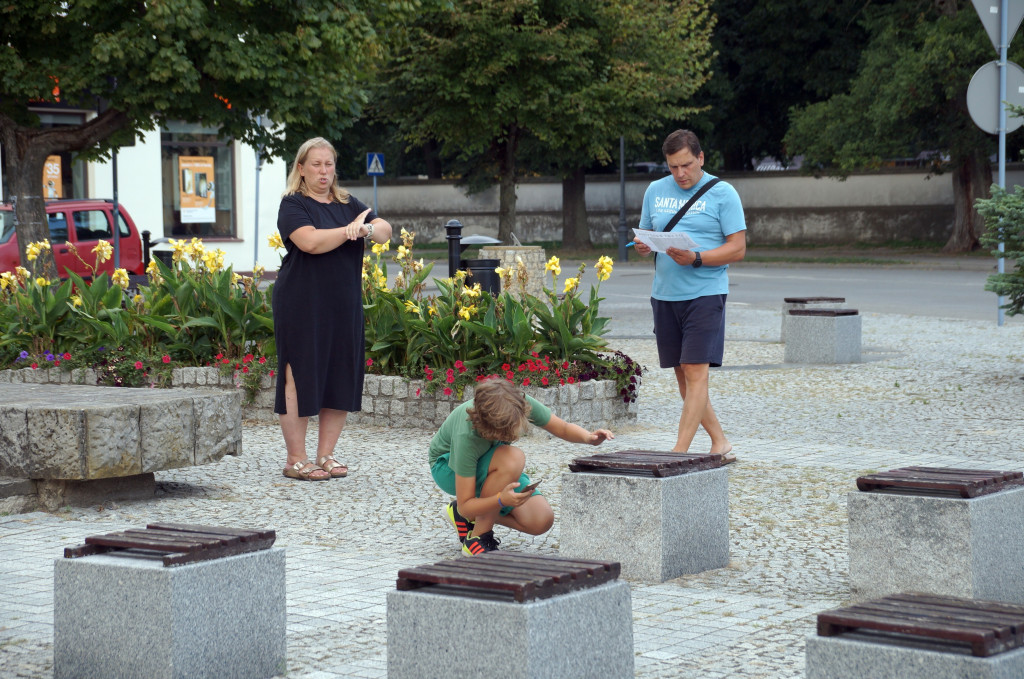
[
  {"left": 444, "top": 500, "right": 474, "bottom": 544},
  {"left": 462, "top": 530, "right": 500, "bottom": 556}
]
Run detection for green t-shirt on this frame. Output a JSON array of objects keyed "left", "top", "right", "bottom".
[{"left": 428, "top": 394, "right": 552, "bottom": 478}]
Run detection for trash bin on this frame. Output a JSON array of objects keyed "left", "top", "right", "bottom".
[
  {"left": 153, "top": 250, "right": 174, "bottom": 267},
  {"left": 460, "top": 258, "right": 501, "bottom": 295}
]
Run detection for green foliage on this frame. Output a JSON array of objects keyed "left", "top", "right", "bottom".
[
  {"left": 362, "top": 230, "right": 642, "bottom": 401},
  {"left": 976, "top": 184, "right": 1024, "bottom": 315},
  {"left": 0, "top": 239, "right": 275, "bottom": 370}
]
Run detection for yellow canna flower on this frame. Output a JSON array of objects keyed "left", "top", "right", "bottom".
[
  {"left": 35, "top": 276, "right": 50, "bottom": 287},
  {"left": 168, "top": 238, "right": 187, "bottom": 263},
  {"left": 92, "top": 240, "right": 113, "bottom": 264},
  {"left": 400, "top": 227, "right": 415, "bottom": 248},
  {"left": 253, "top": 263, "right": 265, "bottom": 279},
  {"left": 428, "top": 304, "right": 437, "bottom": 316},
  {"left": 0, "top": 271, "right": 14, "bottom": 290},
  {"left": 15, "top": 266, "right": 29, "bottom": 281},
  {"left": 231, "top": 272, "right": 242, "bottom": 285},
  {"left": 112, "top": 268, "right": 130, "bottom": 288},
  {"left": 267, "top": 232, "right": 284, "bottom": 250},
  {"left": 26, "top": 239, "right": 49, "bottom": 261},
  {"left": 564, "top": 277, "right": 579, "bottom": 294},
  {"left": 71, "top": 294, "right": 82, "bottom": 307},
  {"left": 596, "top": 255, "right": 614, "bottom": 282},
  {"left": 462, "top": 283, "right": 481, "bottom": 298},
  {"left": 146, "top": 259, "right": 160, "bottom": 275},
  {"left": 371, "top": 240, "right": 390, "bottom": 255},
  {"left": 396, "top": 245, "right": 408, "bottom": 261},
  {"left": 544, "top": 256, "right": 561, "bottom": 276},
  {"left": 404, "top": 300, "right": 418, "bottom": 313},
  {"left": 132, "top": 294, "right": 143, "bottom": 304}
]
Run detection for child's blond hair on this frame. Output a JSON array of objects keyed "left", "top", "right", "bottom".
[{"left": 467, "top": 379, "right": 529, "bottom": 442}]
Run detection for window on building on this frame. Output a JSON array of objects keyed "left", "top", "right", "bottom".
[{"left": 161, "top": 122, "right": 235, "bottom": 238}]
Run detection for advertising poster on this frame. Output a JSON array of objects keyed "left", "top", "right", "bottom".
[
  {"left": 178, "top": 155, "right": 216, "bottom": 223},
  {"left": 43, "top": 155, "right": 62, "bottom": 199}
]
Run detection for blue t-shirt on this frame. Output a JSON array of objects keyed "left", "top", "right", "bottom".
[{"left": 638, "top": 172, "right": 746, "bottom": 301}]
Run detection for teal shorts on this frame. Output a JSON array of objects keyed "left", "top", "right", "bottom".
[{"left": 430, "top": 442, "right": 536, "bottom": 517}]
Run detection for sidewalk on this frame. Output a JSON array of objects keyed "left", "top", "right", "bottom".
[{"left": 2, "top": 289, "right": 1024, "bottom": 677}]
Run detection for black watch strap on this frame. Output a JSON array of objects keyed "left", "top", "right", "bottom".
[{"left": 692, "top": 251, "right": 702, "bottom": 268}]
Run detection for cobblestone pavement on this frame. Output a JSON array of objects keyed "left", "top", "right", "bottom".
[{"left": 1, "top": 300, "right": 1023, "bottom": 678}]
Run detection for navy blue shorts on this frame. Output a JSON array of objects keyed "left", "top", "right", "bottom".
[{"left": 651, "top": 295, "right": 727, "bottom": 368}]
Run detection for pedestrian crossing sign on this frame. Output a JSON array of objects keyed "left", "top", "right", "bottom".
[{"left": 366, "top": 153, "right": 385, "bottom": 176}]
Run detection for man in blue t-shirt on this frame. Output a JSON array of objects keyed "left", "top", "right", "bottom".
[{"left": 633, "top": 130, "right": 746, "bottom": 462}]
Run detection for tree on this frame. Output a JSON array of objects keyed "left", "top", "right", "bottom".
[
  {"left": 683, "top": 0, "right": 867, "bottom": 171},
  {"left": 784, "top": 0, "right": 1017, "bottom": 252},
  {"left": 0, "top": 0, "right": 417, "bottom": 277},
  {"left": 375, "top": 0, "right": 714, "bottom": 245}
]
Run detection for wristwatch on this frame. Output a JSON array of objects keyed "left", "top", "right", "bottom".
[
  {"left": 692, "top": 251, "right": 703, "bottom": 268},
  {"left": 364, "top": 222, "right": 375, "bottom": 240}
]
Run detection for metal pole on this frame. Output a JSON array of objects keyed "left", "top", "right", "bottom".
[
  {"left": 253, "top": 115, "right": 263, "bottom": 269},
  {"left": 373, "top": 176, "right": 379, "bottom": 214},
  {"left": 997, "top": 0, "right": 1008, "bottom": 326},
  {"left": 112, "top": 151, "right": 121, "bottom": 268},
  {"left": 445, "top": 219, "right": 463, "bottom": 278},
  {"left": 617, "top": 136, "right": 628, "bottom": 262}
]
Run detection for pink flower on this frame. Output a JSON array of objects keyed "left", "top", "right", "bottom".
[
  {"left": 366, "top": 358, "right": 373, "bottom": 367},
  {"left": 161, "top": 355, "right": 171, "bottom": 364},
  {"left": 134, "top": 361, "right": 144, "bottom": 370}
]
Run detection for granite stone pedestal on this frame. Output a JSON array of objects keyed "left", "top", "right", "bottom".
[
  {"left": 806, "top": 635, "right": 1024, "bottom": 679},
  {"left": 848, "top": 486, "right": 1024, "bottom": 603},
  {"left": 387, "top": 580, "right": 633, "bottom": 679},
  {"left": 559, "top": 467, "right": 729, "bottom": 581},
  {"left": 54, "top": 548, "right": 286, "bottom": 679},
  {"left": 780, "top": 296, "right": 845, "bottom": 342},
  {"left": 784, "top": 310, "right": 861, "bottom": 364}
]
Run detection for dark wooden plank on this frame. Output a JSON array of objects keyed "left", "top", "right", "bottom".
[
  {"left": 146, "top": 522, "right": 276, "bottom": 542},
  {"left": 818, "top": 610, "right": 1000, "bottom": 656},
  {"left": 784, "top": 297, "right": 846, "bottom": 304},
  {"left": 569, "top": 450, "right": 720, "bottom": 476},
  {"left": 856, "top": 467, "right": 1024, "bottom": 498},
  {"left": 788, "top": 308, "right": 858, "bottom": 317}
]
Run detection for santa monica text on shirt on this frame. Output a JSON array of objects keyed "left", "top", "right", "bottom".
[{"left": 654, "top": 197, "right": 708, "bottom": 213}]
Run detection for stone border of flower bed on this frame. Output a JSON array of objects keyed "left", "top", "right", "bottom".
[{"left": 0, "top": 367, "right": 637, "bottom": 431}]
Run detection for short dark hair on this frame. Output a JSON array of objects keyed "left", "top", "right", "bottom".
[{"left": 662, "top": 129, "right": 702, "bottom": 158}]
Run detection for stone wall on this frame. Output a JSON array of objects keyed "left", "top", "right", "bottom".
[{"left": 0, "top": 366, "right": 637, "bottom": 432}]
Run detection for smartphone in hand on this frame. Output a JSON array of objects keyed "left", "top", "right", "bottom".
[{"left": 521, "top": 479, "right": 543, "bottom": 494}]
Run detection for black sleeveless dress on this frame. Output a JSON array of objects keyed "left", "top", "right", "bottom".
[{"left": 272, "top": 193, "right": 377, "bottom": 417}]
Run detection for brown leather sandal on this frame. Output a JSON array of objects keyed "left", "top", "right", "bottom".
[
  {"left": 283, "top": 460, "right": 330, "bottom": 481},
  {"left": 317, "top": 456, "right": 348, "bottom": 478}
]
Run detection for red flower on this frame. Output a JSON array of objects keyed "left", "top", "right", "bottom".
[
  {"left": 446, "top": 368, "right": 454, "bottom": 377},
  {"left": 454, "top": 360, "right": 464, "bottom": 369},
  {"left": 221, "top": 358, "right": 229, "bottom": 364},
  {"left": 215, "top": 353, "right": 224, "bottom": 360},
  {"left": 161, "top": 355, "right": 171, "bottom": 364},
  {"left": 517, "top": 364, "right": 526, "bottom": 372},
  {"left": 562, "top": 361, "right": 569, "bottom": 369},
  {"left": 62, "top": 352, "right": 71, "bottom": 360},
  {"left": 522, "top": 378, "right": 531, "bottom": 386},
  {"left": 242, "top": 366, "right": 249, "bottom": 374},
  {"left": 567, "top": 376, "right": 575, "bottom": 384},
  {"left": 502, "top": 363, "right": 511, "bottom": 371},
  {"left": 559, "top": 378, "right": 565, "bottom": 385},
  {"left": 269, "top": 370, "right": 275, "bottom": 377},
  {"left": 443, "top": 386, "right": 453, "bottom": 396},
  {"left": 541, "top": 377, "right": 549, "bottom": 386},
  {"left": 258, "top": 357, "right": 267, "bottom": 365},
  {"left": 244, "top": 353, "right": 254, "bottom": 363},
  {"left": 53, "top": 359, "right": 61, "bottom": 366},
  {"left": 30, "top": 362, "right": 38, "bottom": 369},
  {"left": 446, "top": 375, "right": 455, "bottom": 384},
  {"left": 134, "top": 361, "right": 144, "bottom": 370},
  {"left": 366, "top": 358, "right": 373, "bottom": 367},
  {"left": 415, "top": 388, "right": 421, "bottom": 396},
  {"left": 505, "top": 370, "right": 514, "bottom": 380}
]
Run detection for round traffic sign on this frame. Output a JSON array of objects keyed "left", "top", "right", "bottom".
[{"left": 967, "top": 60, "right": 1024, "bottom": 135}]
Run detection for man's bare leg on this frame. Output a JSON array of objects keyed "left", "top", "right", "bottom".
[{"left": 672, "top": 364, "right": 732, "bottom": 457}]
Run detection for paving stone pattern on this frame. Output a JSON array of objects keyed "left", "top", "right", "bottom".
[{"left": 1, "top": 306, "right": 1022, "bottom": 678}]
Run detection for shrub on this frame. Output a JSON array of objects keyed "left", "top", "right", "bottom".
[{"left": 976, "top": 184, "right": 1024, "bottom": 315}]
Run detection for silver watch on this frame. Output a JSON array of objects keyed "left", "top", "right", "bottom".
[{"left": 364, "top": 222, "right": 375, "bottom": 239}]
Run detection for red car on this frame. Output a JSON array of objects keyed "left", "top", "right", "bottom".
[{"left": 0, "top": 199, "right": 145, "bottom": 277}]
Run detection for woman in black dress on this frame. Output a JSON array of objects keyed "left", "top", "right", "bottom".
[{"left": 273, "top": 137, "right": 392, "bottom": 480}]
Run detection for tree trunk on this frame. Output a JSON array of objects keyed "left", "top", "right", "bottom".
[
  {"left": 561, "top": 167, "right": 591, "bottom": 249},
  {"left": 944, "top": 150, "right": 990, "bottom": 253},
  {"left": 496, "top": 126, "right": 520, "bottom": 243},
  {"left": 0, "top": 109, "right": 129, "bottom": 278}
]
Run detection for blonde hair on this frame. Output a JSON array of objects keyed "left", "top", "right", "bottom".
[
  {"left": 467, "top": 379, "right": 530, "bottom": 442},
  {"left": 283, "top": 137, "right": 350, "bottom": 203}
]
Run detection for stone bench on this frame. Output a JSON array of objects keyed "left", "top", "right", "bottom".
[
  {"left": 849, "top": 467, "right": 1024, "bottom": 603},
  {"left": 55, "top": 523, "right": 285, "bottom": 679},
  {"left": 387, "top": 552, "right": 632, "bottom": 678},
  {"left": 0, "top": 383, "right": 241, "bottom": 509},
  {"left": 806, "top": 593, "right": 1024, "bottom": 679},
  {"left": 559, "top": 451, "right": 729, "bottom": 581},
  {"left": 780, "top": 296, "right": 846, "bottom": 341},
  {"left": 783, "top": 308, "right": 861, "bottom": 364}
]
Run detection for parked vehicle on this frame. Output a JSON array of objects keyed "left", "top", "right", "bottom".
[{"left": 0, "top": 199, "right": 145, "bottom": 277}]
